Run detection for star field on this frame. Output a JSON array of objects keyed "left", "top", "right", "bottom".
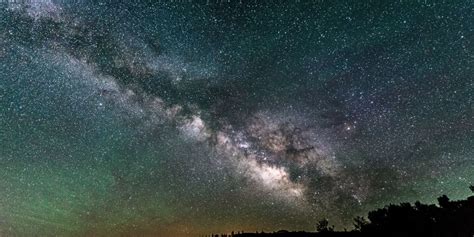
[{"left": 0, "top": 1, "right": 473, "bottom": 236}]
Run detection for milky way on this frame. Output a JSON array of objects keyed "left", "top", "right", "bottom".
[{"left": 0, "top": 1, "right": 473, "bottom": 236}]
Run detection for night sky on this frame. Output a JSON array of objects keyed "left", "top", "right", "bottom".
[{"left": 0, "top": 0, "right": 473, "bottom": 236}]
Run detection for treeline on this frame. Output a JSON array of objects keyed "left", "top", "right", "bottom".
[{"left": 204, "top": 186, "right": 474, "bottom": 237}]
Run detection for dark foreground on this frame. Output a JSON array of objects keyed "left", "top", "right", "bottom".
[
  {"left": 235, "top": 231, "right": 360, "bottom": 237},
  {"left": 210, "top": 187, "right": 474, "bottom": 237}
]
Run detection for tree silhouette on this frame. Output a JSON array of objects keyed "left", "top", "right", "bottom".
[
  {"left": 357, "top": 186, "right": 474, "bottom": 237},
  {"left": 353, "top": 216, "right": 368, "bottom": 231},
  {"left": 316, "top": 219, "right": 334, "bottom": 233},
  {"left": 233, "top": 186, "right": 474, "bottom": 237},
  {"left": 437, "top": 194, "right": 450, "bottom": 208}
]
